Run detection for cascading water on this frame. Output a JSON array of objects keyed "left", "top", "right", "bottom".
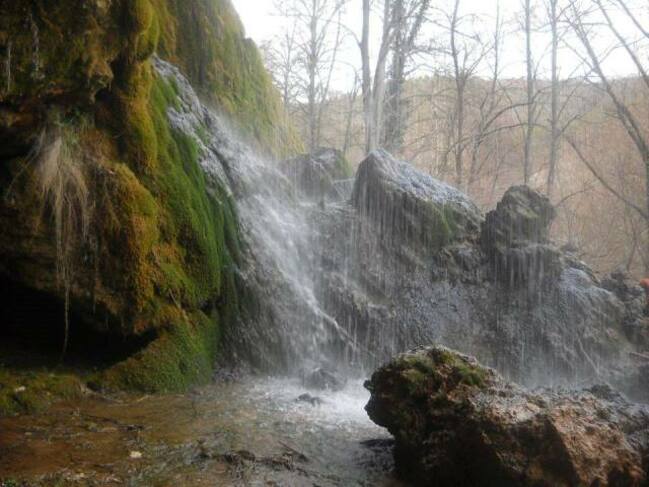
[
  {"left": 147, "top": 58, "right": 399, "bottom": 486},
  {"left": 155, "top": 51, "right": 642, "bottom": 397},
  {"left": 3, "top": 56, "right": 647, "bottom": 487},
  {"left": 153, "top": 59, "right": 357, "bottom": 377}
]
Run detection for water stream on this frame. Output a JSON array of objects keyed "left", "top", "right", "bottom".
[
  {"left": 0, "top": 54, "right": 403, "bottom": 486},
  {"left": 0, "top": 377, "right": 399, "bottom": 485}
]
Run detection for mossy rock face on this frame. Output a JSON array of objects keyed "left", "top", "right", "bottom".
[
  {"left": 0, "top": 1, "right": 132, "bottom": 156},
  {"left": 0, "top": 367, "right": 87, "bottom": 417},
  {"left": 154, "top": 0, "right": 301, "bottom": 156},
  {"left": 0, "top": 0, "right": 289, "bottom": 395}
]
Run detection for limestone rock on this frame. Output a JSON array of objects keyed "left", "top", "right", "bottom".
[
  {"left": 365, "top": 346, "right": 649, "bottom": 487},
  {"left": 481, "top": 186, "right": 562, "bottom": 288},
  {"left": 351, "top": 150, "right": 483, "bottom": 254}
]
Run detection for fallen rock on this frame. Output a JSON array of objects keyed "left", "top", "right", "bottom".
[
  {"left": 303, "top": 367, "right": 346, "bottom": 391},
  {"left": 296, "top": 393, "right": 323, "bottom": 406},
  {"left": 365, "top": 346, "right": 649, "bottom": 487}
]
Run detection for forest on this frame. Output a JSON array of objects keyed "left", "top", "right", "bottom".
[{"left": 261, "top": 0, "right": 649, "bottom": 276}]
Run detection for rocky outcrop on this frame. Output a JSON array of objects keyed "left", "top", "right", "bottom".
[
  {"left": 365, "top": 346, "right": 649, "bottom": 487},
  {"left": 481, "top": 186, "right": 563, "bottom": 291},
  {"left": 0, "top": 0, "right": 296, "bottom": 395},
  {"left": 352, "top": 150, "right": 483, "bottom": 255},
  {"left": 311, "top": 151, "right": 645, "bottom": 392}
]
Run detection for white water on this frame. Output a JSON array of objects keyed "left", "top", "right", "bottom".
[
  {"left": 154, "top": 57, "right": 362, "bottom": 377},
  {"left": 148, "top": 58, "right": 400, "bottom": 484}
]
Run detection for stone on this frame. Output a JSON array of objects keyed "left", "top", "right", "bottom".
[
  {"left": 365, "top": 346, "right": 649, "bottom": 487},
  {"left": 351, "top": 150, "right": 483, "bottom": 254},
  {"left": 313, "top": 154, "right": 642, "bottom": 388},
  {"left": 303, "top": 367, "right": 346, "bottom": 391},
  {"left": 481, "top": 186, "right": 562, "bottom": 288},
  {"left": 296, "top": 393, "right": 323, "bottom": 406}
]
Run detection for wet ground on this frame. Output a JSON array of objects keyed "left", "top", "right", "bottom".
[{"left": 0, "top": 377, "right": 402, "bottom": 486}]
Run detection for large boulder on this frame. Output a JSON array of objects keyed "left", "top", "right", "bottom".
[
  {"left": 351, "top": 150, "right": 483, "bottom": 254},
  {"left": 482, "top": 185, "right": 556, "bottom": 246},
  {"left": 365, "top": 346, "right": 649, "bottom": 487},
  {"left": 481, "top": 186, "right": 562, "bottom": 289}
]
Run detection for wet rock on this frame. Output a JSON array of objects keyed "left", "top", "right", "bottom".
[
  {"left": 303, "top": 367, "right": 346, "bottom": 391},
  {"left": 314, "top": 155, "right": 641, "bottom": 388},
  {"left": 351, "top": 150, "right": 483, "bottom": 255},
  {"left": 481, "top": 186, "right": 563, "bottom": 289},
  {"left": 601, "top": 269, "right": 649, "bottom": 349},
  {"left": 482, "top": 185, "right": 556, "bottom": 246},
  {"left": 282, "top": 148, "right": 353, "bottom": 202},
  {"left": 296, "top": 393, "right": 323, "bottom": 406},
  {"left": 365, "top": 346, "right": 649, "bottom": 487}
]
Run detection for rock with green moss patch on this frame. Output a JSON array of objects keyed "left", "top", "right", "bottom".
[
  {"left": 351, "top": 150, "right": 482, "bottom": 256},
  {"left": 0, "top": 0, "right": 292, "bottom": 396},
  {"left": 365, "top": 346, "right": 649, "bottom": 487}
]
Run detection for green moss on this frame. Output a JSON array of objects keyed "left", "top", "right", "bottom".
[
  {"left": 336, "top": 152, "right": 354, "bottom": 179},
  {"left": 153, "top": 0, "right": 302, "bottom": 156},
  {"left": 0, "top": 367, "right": 85, "bottom": 417},
  {"left": 146, "top": 75, "right": 238, "bottom": 308},
  {"left": 94, "top": 72, "right": 243, "bottom": 391},
  {"left": 0, "top": 0, "right": 292, "bottom": 397},
  {"left": 398, "top": 349, "right": 489, "bottom": 392},
  {"left": 101, "top": 308, "right": 219, "bottom": 393},
  {"left": 425, "top": 203, "right": 458, "bottom": 251},
  {"left": 0, "top": 1, "right": 121, "bottom": 103},
  {"left": 434, "top": 349, "right": 488, "bottom": 388}
]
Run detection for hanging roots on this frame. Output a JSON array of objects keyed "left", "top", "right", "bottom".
[{"left": 31, "top": 120, "right": 92, "bottom": 362}]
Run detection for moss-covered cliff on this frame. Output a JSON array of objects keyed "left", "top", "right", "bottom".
[{"left": 0, "top": 0, "right": 296, "bottom": 405}]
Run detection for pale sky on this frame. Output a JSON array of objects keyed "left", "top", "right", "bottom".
[{"left": 233, "top": 0, "right": 648, "bottom": 90}]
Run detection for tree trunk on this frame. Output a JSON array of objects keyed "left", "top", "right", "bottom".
[
  {"left": 524, "top": 0, "right": 534, "bottom": 185},
  {"left": 361, "top": 0, "right": 373, "bottom": 154},
  {"left": 547, "top": 0, "right": 559, "bottom": 197}
]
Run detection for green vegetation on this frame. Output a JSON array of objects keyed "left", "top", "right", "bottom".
[
  {"left": 152, "top": 0, "right": 302, "bottom": 156},
  {"left": 336, "top": 151, "right": 354, "bottom": 179},
  {"left": 0, "top": 0, "right": 293, "bottom": 399},
  {"left": 0, "top": 367, "right": 85, "bottom": 416},
  {"left": 101, "top": 309, "right": 220, "bottom": 392},
  {"left": 92, "top": 72, "right": 242, "bottom": 392},
  {"left": 426, "top": 203, "right": 456, "bottom": 251},
  {"left": 398, "top": 348, "right": 489, "bottom": 393}
]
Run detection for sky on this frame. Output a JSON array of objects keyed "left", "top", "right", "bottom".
[{"left": 232, "top": 0, "right": 648, "bottom": 90}]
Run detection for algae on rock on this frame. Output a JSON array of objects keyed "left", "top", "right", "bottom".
[{"left": 0, "top": 0, "right": 296, "bottom": 401}]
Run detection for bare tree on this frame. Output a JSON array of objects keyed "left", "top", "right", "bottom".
[
  {"left": 262, "top": 21, "right": 301, "bottom": 107},
  {"left": 268, "top": 0, "right": 347, "bottom": 152},
  {"left": 523, "top": 0, "right": 537, "bottom": 185},
  {"left": 438, "top": 0, "right": 490, "bottom": 189},
  {"left": 546, "top": 0, "right": 560, "bottom": 196},
  {"left": 567, "top": 0, "right": 649, "bottom": 269},
  {"left": 360, "top": 0, "right": 396, "bottom": 154},
  {"left": 382, "top": 0, "right": 432, "bottom": 154}
]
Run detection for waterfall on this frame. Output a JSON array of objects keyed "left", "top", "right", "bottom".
[
  {"left": 153, "top": 57, "right": 637, "bottom": 390},
  {"left": 154, "top": 58, "right": 353, "bottom": 376}
]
